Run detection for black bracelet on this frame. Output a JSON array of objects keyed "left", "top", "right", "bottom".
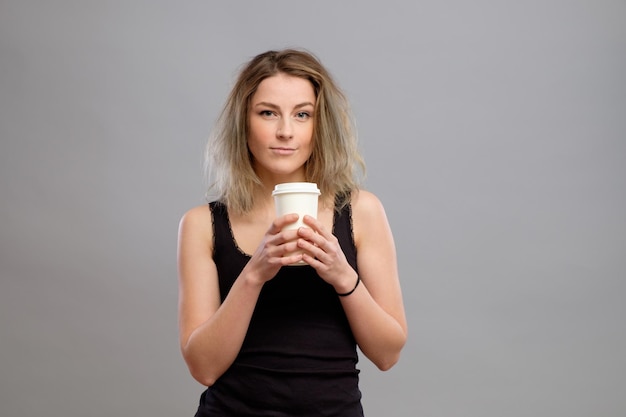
[{"left": 337, "top": 276, "right": 360, "bottom": 297}]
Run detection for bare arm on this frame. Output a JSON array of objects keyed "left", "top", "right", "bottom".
[
  {"left": 177, "top": 206, "right": 302, "bottom": 386},
  {"left": 297, "top": 191, "right": 408, "bottom": 370}
]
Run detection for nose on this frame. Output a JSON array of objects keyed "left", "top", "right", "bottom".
[{"left": 276, "top": 118, "right": 293, "bottom": 139}]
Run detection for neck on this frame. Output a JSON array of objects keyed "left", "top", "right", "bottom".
[
  {"left": 253, "top": 161, "right": 307, "bottom": 186},
  {"left": 251, "top": 183, "right": 275, "bottom": 210},
  {"left": 251, "top": 168, "right": 310, "bottom": 211}
]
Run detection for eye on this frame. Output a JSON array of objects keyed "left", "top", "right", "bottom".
[
  {"left": 259, "top": 110, "right": 276, "bottom": 117},
  {"left": 295, "top": 111, "right": 311, "bottom": 120}
]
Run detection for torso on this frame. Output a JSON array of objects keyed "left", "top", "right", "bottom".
[{"left": 198, "top": 198, "right": 363, "bottom": 416}]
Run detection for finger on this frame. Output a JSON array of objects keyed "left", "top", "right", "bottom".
[
  {"left": 278, "top": 240, "right": 301, "bottom": 256},
  {"left": 302, "top": 252, "right": 326, "bottom": 273},
  {"left": 301, "top": 214, "right": 320, "bottom": 229},
  {"left": 265, "top": 230, "right": 302, "bottom": 262},
  {"left": 268, "top": 213, "right": 299, "bottom": 234},
  {"left": 268, "top": 241, "right": 303, "bottom": 264},
  {"left": 301, "top": 252, "right": 323, "bottom": 268},
  {"left": 297, "top": 238, "right": 329, "bottom": 262},
  {"left": 297, "top": 226, "right": 329, "bottom": 249},
  {"left": 302, "top": 215, "right": 332, "bottom": 238},
  {"left": 268, "top": 249, "right": 302, "bottom": 266},
  {"left": 269, "top": 228, "right": 300, "bottom": 247},
  {"left": 281, "top": 252, "right": 304, "bottom": 265}
]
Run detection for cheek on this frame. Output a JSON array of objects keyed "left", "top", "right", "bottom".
[
  {"left": 301, "top": 124, "right": 314, "bottom": 144},
  {"left": 302, "top": 139, "right": 315, "bottom": 162},
  {"left": 248, "top": 123, "right": 275, "bottom": 142},
  {"left": 247, "top": 121, "right": 270, "bottom": 146},
  {"left": 307, "top": 129, "right": 316, "bottom": 154},
  {"left": 246, "top": 127, "right": 261, "bottom": 155}
]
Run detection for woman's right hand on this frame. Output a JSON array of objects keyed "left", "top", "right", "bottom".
[{"left": 243, "top": 213, "right": 303, "bottom": 284}]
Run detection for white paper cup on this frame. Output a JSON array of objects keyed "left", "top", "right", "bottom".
[{"left": 272, "top": 182, "right": 321, "bottom": 265}]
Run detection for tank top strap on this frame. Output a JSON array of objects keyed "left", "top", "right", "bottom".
[
  {"left": 332, "top": 199, "right": 358, "bottom": 273},
  {"left": 208, "top": 201, "right": 231, "bottom": 255},
  {"left": 208, "top": 201, "right": 248, "bottom": 300}
]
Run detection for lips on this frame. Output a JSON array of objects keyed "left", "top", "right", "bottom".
[{"left": 270, "top": 147, "right": 296, "bottom": 155}]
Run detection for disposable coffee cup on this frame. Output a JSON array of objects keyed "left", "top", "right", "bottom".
[{"left": 272, "top": 182, "right": 321, "bottom": 265}]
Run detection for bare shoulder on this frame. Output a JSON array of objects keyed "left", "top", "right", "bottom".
[
  {"left": 180, "top": 204, "right": 213, "bottom": 228},
  {"left": 178, "top": 204, "right": 214, "bottom": 249},
  {"left": 181, "top": 204, "right": 213, "bottom": 223},
  {"left": 351, "top": 189, "right": 388, "bottom": 223},
  {"left": 350, "top": 190, "right": 392, "bottom": 245}
]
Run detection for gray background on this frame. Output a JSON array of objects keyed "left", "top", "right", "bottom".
[{"left": 1, "top": 1, "right": 625, "bottom": 416}]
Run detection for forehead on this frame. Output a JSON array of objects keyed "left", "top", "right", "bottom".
[{"left": 251, "top": 73, "right": 316, "bottom": 104}]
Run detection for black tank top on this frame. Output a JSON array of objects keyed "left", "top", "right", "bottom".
[{"left": 194, "top": 201, "right": 364, "bottom": 417}]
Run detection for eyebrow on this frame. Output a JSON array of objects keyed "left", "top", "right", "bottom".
[{"left": 253, "top": 101, "right": 315, "bottom": 110}]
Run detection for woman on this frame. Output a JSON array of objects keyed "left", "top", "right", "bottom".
[{"left": 178, "top": 49, "right": 407, "bottom": 416}]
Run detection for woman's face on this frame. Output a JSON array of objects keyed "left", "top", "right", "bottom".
[{"left": 247, "top": 73, "right": 316, "bottom": 183}]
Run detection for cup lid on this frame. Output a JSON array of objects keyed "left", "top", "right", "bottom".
[{"left": 272, "top": 182, "right": 321, "bottom": 196}]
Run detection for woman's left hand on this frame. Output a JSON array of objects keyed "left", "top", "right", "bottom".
[{"left": 296, "top": 215, "right": 358, "bottom": 293}]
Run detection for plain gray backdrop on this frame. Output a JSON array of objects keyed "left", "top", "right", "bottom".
[{"left": 1, "top": 1, "right": 625, "bottom": 416}]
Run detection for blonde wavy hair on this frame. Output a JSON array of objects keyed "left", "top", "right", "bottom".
[{"left": 205, "top": 48, "right": 365, "bottom": 214}]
